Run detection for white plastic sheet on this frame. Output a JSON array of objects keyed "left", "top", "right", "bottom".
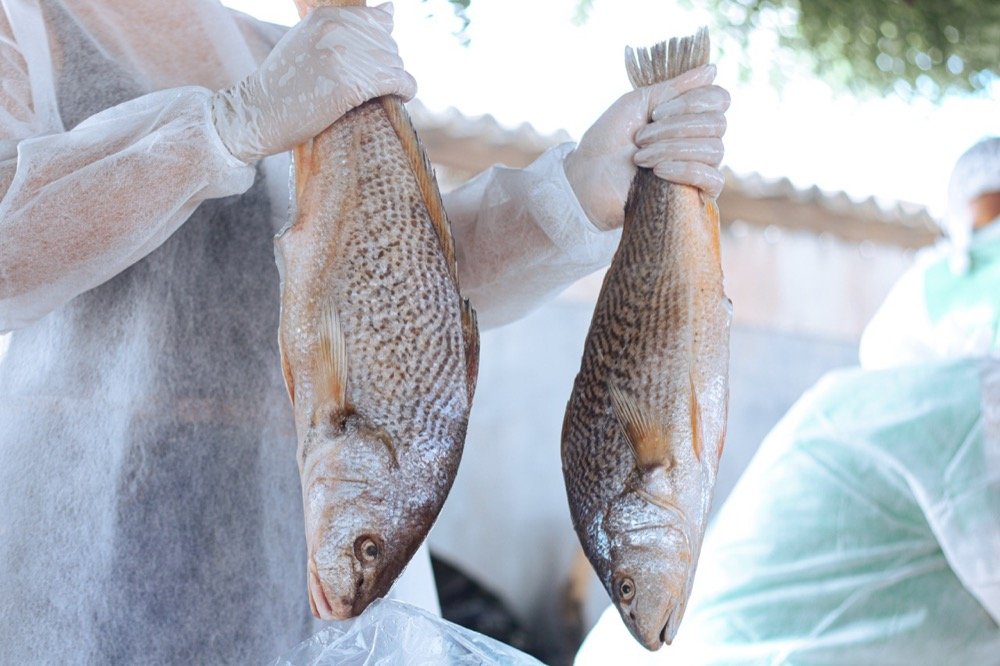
[{"left": 272, "top": 599, "right": 543, "bottom": 666}]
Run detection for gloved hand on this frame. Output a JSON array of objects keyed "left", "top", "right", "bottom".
[
  {"left": 211, "top": 3, "right": 416, "bottom": 163},
  {"left": 564, "top": 64, "right": 730, "bottom": 231}
]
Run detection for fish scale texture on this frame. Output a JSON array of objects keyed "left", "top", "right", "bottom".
[
  {"left": 562, "top": 177, "right": 729, "bottom": 567},
  {"left": 561, "top": 29, "right": 730, "bottom": 620},
  {"left": 280, "top": 0, "right": 477, "bottom": 624},
  {"left": 278, "top": 99, "right": 471, "bottom": 498}
]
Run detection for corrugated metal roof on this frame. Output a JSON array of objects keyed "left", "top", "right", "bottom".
[{"left": 409, "top": 99, "right": 940, "bottom": 248}]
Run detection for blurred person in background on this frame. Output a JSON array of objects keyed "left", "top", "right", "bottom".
[
  {"left": 860, "top": 137, "right": 1000, "bottom": 369},
  {"left": 0, "top": 0, "right": 728, "bottom": 662}
]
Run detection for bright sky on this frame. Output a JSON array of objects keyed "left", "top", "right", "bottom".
[{"left": 224, "top": 0, "right": 998, "bottom": 219}]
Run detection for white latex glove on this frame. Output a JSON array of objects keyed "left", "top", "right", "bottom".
[
  {"left": 564, "top": 64, "right": 729, "bottom": 231},
  {"left": 211, "top": 3, "right": 416, "bottom": 163}
]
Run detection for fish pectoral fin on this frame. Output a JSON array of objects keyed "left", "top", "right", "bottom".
[
  {"left": 280, "top": 336, "right": 296, "bottom": 405},
  {"left": 688, "top": 373, "right": 703, "bottom": 462},
  {"left": 460, "top": 299, "right": 480, "bottom": 405},
  {"left": 316, "top": 300, "right": 349, "bottom": 413},
  {"left": 608, "top": 383, "right": 673, "bottom": 470}
]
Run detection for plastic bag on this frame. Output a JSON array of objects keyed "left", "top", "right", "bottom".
[{"left": 271, "top": 599, "right": 544, "bottom": 665}]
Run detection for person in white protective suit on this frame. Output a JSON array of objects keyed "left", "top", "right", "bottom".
[
  {"left": 860, "top": 137, "right": 1000, "bottom": 369},
  {"left": 0, "top": 1, "right": 729, "bottom": 663}
]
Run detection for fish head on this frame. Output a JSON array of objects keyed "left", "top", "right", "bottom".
[
  {"left": 603, "top": 492, "right": 695, "bottom": 650},
  {"left": 301, "top": 413, "right": 422, "bottom": 620}
]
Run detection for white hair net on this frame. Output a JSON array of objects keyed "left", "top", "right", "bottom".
[{"left": 945, "top": 137, "right": 1000, "bottom": 274}]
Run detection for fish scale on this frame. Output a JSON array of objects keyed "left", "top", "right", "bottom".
[
  {"left": 277, "top": 0, "right": 478, "bottom": 620},
  {"left": 279, "top": 103, "right": 466, "bottom": 448},
  {"left": 561, "top": 28, "right": 731, "bottom": 650}
]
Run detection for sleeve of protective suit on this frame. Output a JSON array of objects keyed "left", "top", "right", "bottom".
[
  {"left": 446, "top": 142, "right": 621, "bottom": 330},
  {"left": 0, "top": 30, "right": 256, "bottom": 332}
]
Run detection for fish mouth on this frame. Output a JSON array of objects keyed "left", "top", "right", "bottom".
[
  {"left": 633, "top": 601, "right": 682, "bottom": 651},
  {"left": 308, "top": 561, "right": 353, "bottom": 620},
  {"left": 660, "top": 601, "right": 683, "bottom": 646}
]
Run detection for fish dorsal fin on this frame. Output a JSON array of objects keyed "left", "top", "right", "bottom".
[
  {"left": 379, "top": 97, "right": 459, "bottom": 286},
  {"left": 316, "top": 300, "right": 349, "bottom": 413},
  {"left": 625, "top": 27, "right": 709, "bottom": 90},
  {"left": 608, "top": 384, "right": 673, "bottom": 470}
]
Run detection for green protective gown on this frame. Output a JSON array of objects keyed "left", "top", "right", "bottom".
[
  {"left": 579, "top": 357, "right": 1000, "bottom": 665},
  {"left": 860, "top": 219, "right": 1000, "bottom": 369}
]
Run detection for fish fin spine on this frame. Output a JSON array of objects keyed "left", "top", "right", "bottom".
[
  {"left": 689, "top": 373, "right": 703, "bottom": 461},
  {"left": 608, "top": 383, "right": 673, "bottom": 470},
  {"left": 625, "top": 27, "right": 709, "bottom": 90},
  {"left": 279, "top": 332, "right": 296, "bottom": 404},
  {"left": 292, "top": 141, "right": 314, "bottom": 202},
  {"left": 316, "top": 300, "right": 349, "bottom": 414},
  {"left": 460, "top": 299, "right": 480, "bottom": 405}
]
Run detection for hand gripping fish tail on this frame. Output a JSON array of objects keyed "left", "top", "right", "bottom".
[
  {"left": 561, "top": 27, "right": 731, "bottom": 651},
  {"left": 277, "top": 0, "right": 479, "bottom": 621}
]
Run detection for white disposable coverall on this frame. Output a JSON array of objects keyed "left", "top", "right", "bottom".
[
  {"left": 0, "top": 1, "right": 620, "bottom": 662},
  {"left": 578, "top": 358, "right": 1000, "bottom": 664},
  {"left": 860, "top": 218, "right": 1000, "bottom": 369}
]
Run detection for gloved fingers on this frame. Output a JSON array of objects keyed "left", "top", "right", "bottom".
[
  {"left": 309, "top": 6, "right": 416, "bottom": 101},
  {"left": 635, "top": 111, "right": 727, "bottom": 146},
  {"left": 635, "top": 137, "right": 724, "bottom": 169},
  {"left": 644, "top": 64, "right": 717, "bottom": 110},
  {"left": 311, "top": 7, "right": 401, "bottom": 57},
  {"left": 373, "top": 2, "right": 395, "bottom": 22},
  {"left": 651, "top": 85, "right": 731, "bottom": 121},
  {"left": 310, "top": 4, "right": 394, "bottom": 32},
  {"left": 651, "top": 161, "right": 725, "bottom": 198},
  {"left": 375, "top": 68, "right": 418, "bottom": 101}
]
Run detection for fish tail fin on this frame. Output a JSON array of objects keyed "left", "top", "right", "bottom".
[{"left": 625, "top": 27, "right": 710, "bottom": 89}]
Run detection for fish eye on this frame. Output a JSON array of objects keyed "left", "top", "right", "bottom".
[
  {"left": 618, "top": 577, "right": 636, "bottom": 602},
  {"left": 354, "top": 536, "right": 381, "bottom": 563}
]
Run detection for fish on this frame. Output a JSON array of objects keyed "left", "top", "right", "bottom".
[
  {"left": 560, "top": 28, "right": 731, "bottom": 651},
  {"left": 276, "top": 0, "right": 479, "bottom": 620}
]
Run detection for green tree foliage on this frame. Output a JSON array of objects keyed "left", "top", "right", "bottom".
[
  {"left": 429, "top": 0, "right": 998, "bottom": 100},
  {"left": 699, "top": 0, "right": 999, "bottom": 99}
]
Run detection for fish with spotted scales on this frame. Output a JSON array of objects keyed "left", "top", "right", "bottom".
[
  {"left": 276, "top": 0, "right": 479, "bottom": 620},
  {"left": 560, "top": 28, "right": 732, "bottom": 651}
]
